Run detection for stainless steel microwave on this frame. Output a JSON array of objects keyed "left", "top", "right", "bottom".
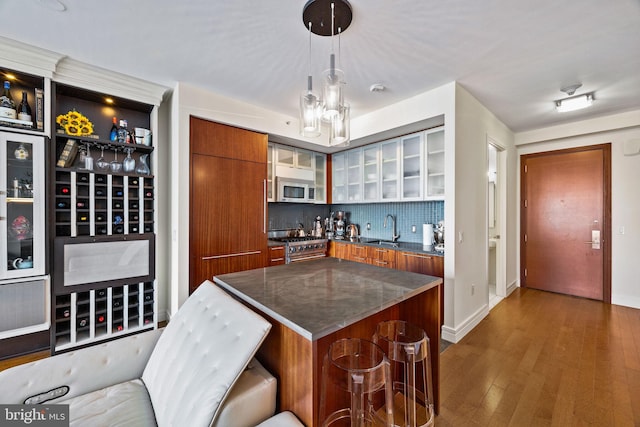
[{"left": 276, "top": 177, "right": 315, "bottom": 203}]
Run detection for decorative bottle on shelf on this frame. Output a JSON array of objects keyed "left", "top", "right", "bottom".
[
  {"left": 109, "top": 117, "right": 118, "bottom": 141},
  {"left": 17, "top": 91, "right": 32, "bottom": 122},
  {"left": 0, "top": 81, "right": 17, "bottom": 119},
  {"left": 117, "top": 120, "right": 128, "bottom": 143}
]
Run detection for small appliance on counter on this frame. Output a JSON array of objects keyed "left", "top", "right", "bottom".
[
  {"left": 423, "top": 223, "right": 435, "bottom": 251},
  {"left": 311, "top": 216, "right": 324, "bottom": 238},
  {"left": 334, "top": 211, "right": 346, "bottom": 240},
  {"left": 434, "top": 221, "right": 444, "bottom": 252},
  {"left": 347, "top": 224, "right": 359, "bottom": 241}
]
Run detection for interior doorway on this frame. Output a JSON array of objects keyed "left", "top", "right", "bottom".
[
  {"left": 520, "top": 144, "right": 611, "bottom": 301},
  {"left": 488, "top": 138, "right": 507, "bottom": 309}
]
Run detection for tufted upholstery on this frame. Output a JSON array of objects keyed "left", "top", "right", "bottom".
[
  {"left": 142, "top": 280, "right": 272, "bottom": 426},
  {"left": 0, "top": 280, "right": 282, "bottom": 427}
]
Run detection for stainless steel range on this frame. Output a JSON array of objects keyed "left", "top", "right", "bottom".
[{"left": 270, "top": 236, "right": 328, "bottom": 264}]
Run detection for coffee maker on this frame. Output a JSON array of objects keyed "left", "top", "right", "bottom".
[{"left": 334, "top": 211, "right": 346, "bottom": 240}]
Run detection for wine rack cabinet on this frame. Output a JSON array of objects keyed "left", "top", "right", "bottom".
[
  {"left": 53, "top": 282, "right": 155, "bottom": 351},
  {"left": 55, "top": 169, "right": 153, "bottom": 237}
]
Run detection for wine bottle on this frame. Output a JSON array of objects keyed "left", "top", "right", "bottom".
[
  {"left": 59, "top": 186, "right": 70, "bottom": 195},
  {"left": 17, "top": 91, "right": 32, "bottom": 122},
  {"left": 117, "top": 120, "right": 128, "bottom": 143},
  {"left": 109, "top": 117, "right": 118, "bottom": 141},
  {"left": 76, "top": 201, "right": 86, "bottom": 208},
  {"left": 0, "top": 81, "right": 17, "bottom": 119},
  {"left": 57, "top": 201, "right": 69, "bottom": 209}
]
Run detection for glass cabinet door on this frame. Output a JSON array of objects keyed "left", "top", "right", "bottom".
[
  {"left": 1, "top": 132, "right": 45, "bottom": 279},
  {"left": 332, "top": 152, "right": 346, "bottom": 203},
  {"left": 401, "top": 133, "right": 424, "bottom": 200},
  {"left": 347, "top": 149, "right": 362, "bottom": 202},
  {"left": 426, "top": 128, "right": 445, "bottom": 199},
  {"left": 381, "top": 139, "right": 399, "bottom": 201},
  {"left": 363, "top": 144, "right": 379, "bottom": 201}
]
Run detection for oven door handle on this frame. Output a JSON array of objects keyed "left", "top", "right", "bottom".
[{"left": 289, "top": 254, "right": 327, "bottom": 263}]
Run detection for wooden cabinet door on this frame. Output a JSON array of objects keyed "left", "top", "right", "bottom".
[
  {"left": 269, "top": 245, "right": 286, "bottom": 266},
  {"left": 190, "top": 116, "right": 267, "bottom": 162},
  {"left": 190, "top": 154, "right": 267, "bottom": 292},
  {"left": 330, "top": 241, "right": 350, "bottom": 259},
  {"left": 367, "top": 246, "right": 396, "bottom": 269},
  {"left": 349, "top": 244, "right": 368, "bottom": 263},
  {"left": 397, "top": 251, "right": 443, "bottom": 277}
]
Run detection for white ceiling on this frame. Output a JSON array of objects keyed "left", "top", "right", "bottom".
[{"left": 1, "top": 0, "right": 639, "bottom": 138}]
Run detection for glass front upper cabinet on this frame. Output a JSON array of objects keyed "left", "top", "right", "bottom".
[
  {"left": 401, "top": 133, "right": 424, "bottom": 200},
  {"left": 1, "top": 132, "right": 46, "bottom": 279},
  {"left": 380, "top": 139, "right": 399, "bottom": 201}
]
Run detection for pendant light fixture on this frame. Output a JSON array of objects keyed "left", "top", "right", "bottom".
[
  {"left": 300, "top": 0, "right": 353, "bottom": 146},
  {"left": 300, "top": 22, "right": 321, "bottom": 137}
]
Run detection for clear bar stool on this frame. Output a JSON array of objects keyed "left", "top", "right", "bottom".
[
  {"left": 373, "top": 320, "right": 434, "bottom": 427},
  {"left": 319, "top": 338, "right": 394, "bottom": 427}
]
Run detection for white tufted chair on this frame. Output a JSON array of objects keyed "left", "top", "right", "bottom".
[{"left": 0, "top": 280, "right": 304, "bottom": 427}]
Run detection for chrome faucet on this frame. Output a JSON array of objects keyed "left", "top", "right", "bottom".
[{"left": 383, "top": 214, "right": 400, "bottom": 242}]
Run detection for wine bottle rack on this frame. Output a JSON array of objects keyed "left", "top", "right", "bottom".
[
  {"left": 54, "top": 169, "right": 154, "bottom": 237},
  {"left": 53, "top": 282, "right": 155, "bottom": 351}
]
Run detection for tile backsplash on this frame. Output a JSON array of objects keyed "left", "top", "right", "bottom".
[{"left": 268, "top": 201, "right": 444, "bottom": 243}]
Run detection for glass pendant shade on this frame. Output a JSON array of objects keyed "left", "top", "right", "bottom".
[
  {"left": 300, "top": 85, "right": 321, "bottom": 137},
  {"left": 330, "top": 103, "right": 350, "bottom": 146},
  {"left": 321, "top": 55, "right": 344, "bottom": 121}
]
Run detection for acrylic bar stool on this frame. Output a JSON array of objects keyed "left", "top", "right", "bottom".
[
  {"left": 373, "top": 320, "right": 434, "bottom": 427},
  {"left": 319, "top": 338, "right": 394, "bottom": 427}
]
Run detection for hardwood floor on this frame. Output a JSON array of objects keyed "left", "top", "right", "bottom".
[
  {"left": 2, "top": 291, "right": 639, "bottom": 426},
  {"left": 436, "top": 287, "right": 640, "bottom": 426}
]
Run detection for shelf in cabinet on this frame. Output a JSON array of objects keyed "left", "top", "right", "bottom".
[
  {"left": 428, "top": 172, "right": 445, "bottom": 177},
  {"left": 428, "top": 149, "right": 445, "bottom": 155},
  {"left": 55, "top": 166, "right": 154, "bottom": 179},
  {"left": 56, "top": 132, "right": 154, "bottom": 153},
  {"left": 6, "top": 197, "right": 34, "bottom": 204}
]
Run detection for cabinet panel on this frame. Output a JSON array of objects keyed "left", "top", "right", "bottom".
[
  {"left": 396, "top": 251, "right": 443, "bottom": 277},
  {"left": 363, "top": 145, "right": 380, "bottom": 201},
  {"left": 190, "top": 116, "right": 267, "bottom": 162},
  {"left": 329, "top": 241, "right": 350, "bottom": 259},
  {"left": 332, "top": 152, "right": 346, "bottom": 203},
  {"left": 401, "top": 133, "right": 424, "bottom": 200},
  {"left": 381, "top": 140, "right": 400, "bottom": 201},
  {"left": 190, "top": 153, "right": 267, "bottom": 293},
  {"left": 269, "top": 245, "right": 286, "bottom": 266},
  {"left": 349, "top": 243, "right": 368, "bottom": 263},
  {"left": 426, "top": 128, "right": 445, "bottom": 200},
  {"left": 367, "top": 246, "right": 396, "bottom": 269}
]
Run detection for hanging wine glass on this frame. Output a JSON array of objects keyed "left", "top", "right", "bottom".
[
  {"left": 110, "top": 148, "right": 122, "bottom": 173},
  {"left": 122, "top": 147, "right": 136, "bottom": 173},
  {"left": 84, "top": 143, "right": 94, "bottom": 171},
  {"left": 96, "top": 146, "right": 109, "bottom": 171},
  {"left": 136, "top": 153, "right": 150, "bottom": 175}
]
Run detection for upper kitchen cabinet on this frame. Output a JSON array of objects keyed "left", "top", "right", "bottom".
[
  {"left": 269, "top": 142, "right": 327, "bottom": 204},
  {"left": 425, "top": 127, "right": 445, "bottom": 200},
  {"left": 314, "top": 152, "right": 327, "bottom": 203},
  {"left": 331, "top": 127, "right": 444, "bottom": 203}
]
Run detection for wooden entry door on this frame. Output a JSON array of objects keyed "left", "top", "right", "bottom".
[{"left": 521, "top": 145, "right": 611, "bottom": 301}]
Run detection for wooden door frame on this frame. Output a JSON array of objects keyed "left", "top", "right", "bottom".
[{"left": 520, "top": 144, "right": 612, "bottom": 303}]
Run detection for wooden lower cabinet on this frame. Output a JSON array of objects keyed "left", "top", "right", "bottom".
[
  {"left": 367, "top": 246, "right": 396, "bottom": 269},
  {"left": 329, "top": 241, "right": 350, "bottom": 259},
  {"left": 396, "top": 251, "right": 444, "bottom": 277},
  {"left": 268, "top": 245, "right": 286, "bottom": 266},
  {"left": 349, "top": 244, "right": 368, "bottom": 263}
]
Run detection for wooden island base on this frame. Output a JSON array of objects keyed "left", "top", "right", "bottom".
[{"left": 255, "top": 284, "right": 440, "bottom": 427}]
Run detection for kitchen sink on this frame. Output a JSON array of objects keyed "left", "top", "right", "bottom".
[{"left": 360, "top": 239, "right": 399, "bottom": 247}]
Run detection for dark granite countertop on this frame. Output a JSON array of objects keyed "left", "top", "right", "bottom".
[
  {"left": 213, "top": 257, "right": 441, "bottom": 341},
  {"left": 330, "top": 237, "right": 444, "bottom": 257}
]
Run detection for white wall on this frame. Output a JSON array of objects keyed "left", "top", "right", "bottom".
[
  {"left": 441, "top": 85, "right": 516, "bottom": 343},
  {"left": 516, "top": 110, "right": 640, "bottom": 309}
]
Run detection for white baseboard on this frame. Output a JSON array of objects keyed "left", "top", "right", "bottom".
[
  {"left": 612, "top": 294, "right": 640, "bottom": 310},
  {"left": 441, "top": 303, "right": 490, "bottom": 344},
  {"left": 506, "top": 279, "right": 519, "bottom": 296}
]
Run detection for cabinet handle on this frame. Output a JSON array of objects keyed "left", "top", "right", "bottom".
[
  {"left": 375, "top": 249, "right": 388, "bottom": 253},
  {"left": 202, "top": 251, "right": 262, "bottom": 260},
  {"left": 375, "top": 260, "right": 388, "bottom": 265},
  {"left": 270, "top": 246, "right": 284, "bottom": 251},
  {"left": 271, "top": 257, "right": 285, "bottom": 262},
  {"left": 353, "top": 256, "right": 366, "bottom": 261},
  {"left": 0, "top": 216, "right": 5, "bottom": 221},
  {"left": 263, "top": 179, "right": 267, "bottom": 234},
  {"left": 0, "top": 190, "right": 5, "bottom": 195},
  {"left": 402, "top": 253, "right": 432, "bottom": 260}
]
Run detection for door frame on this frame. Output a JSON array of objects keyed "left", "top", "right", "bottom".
[
  {"left": 487, "top": 137, "right": 507, "bottom": 303},
  {"left": 520, "top": 144, "right": 612, "bottom": 303}
]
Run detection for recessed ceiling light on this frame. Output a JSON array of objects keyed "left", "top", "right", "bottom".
[
  {"left": 105, "top": 98, "right": 114, "bottom": 104},
  {"left": 4, "top": 73, "right": 16, "bottom": 80}
]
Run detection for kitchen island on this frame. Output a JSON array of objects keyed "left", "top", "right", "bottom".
[{"left": 214, "top": 257, "right": 442, "bottom": 427}]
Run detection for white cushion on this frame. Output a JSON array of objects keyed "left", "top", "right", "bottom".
[
  {"left": 59, "top": 379, "right": 155, "bottom": 427},
  {"left": 256, "top": 411, "right": 305, "bottom": 427},
  {"left": 142, "top": 280, "right": 272, "bottom": 427},
  {"left": 213, "top": 358, "right": 276, "bottom": 427}
]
